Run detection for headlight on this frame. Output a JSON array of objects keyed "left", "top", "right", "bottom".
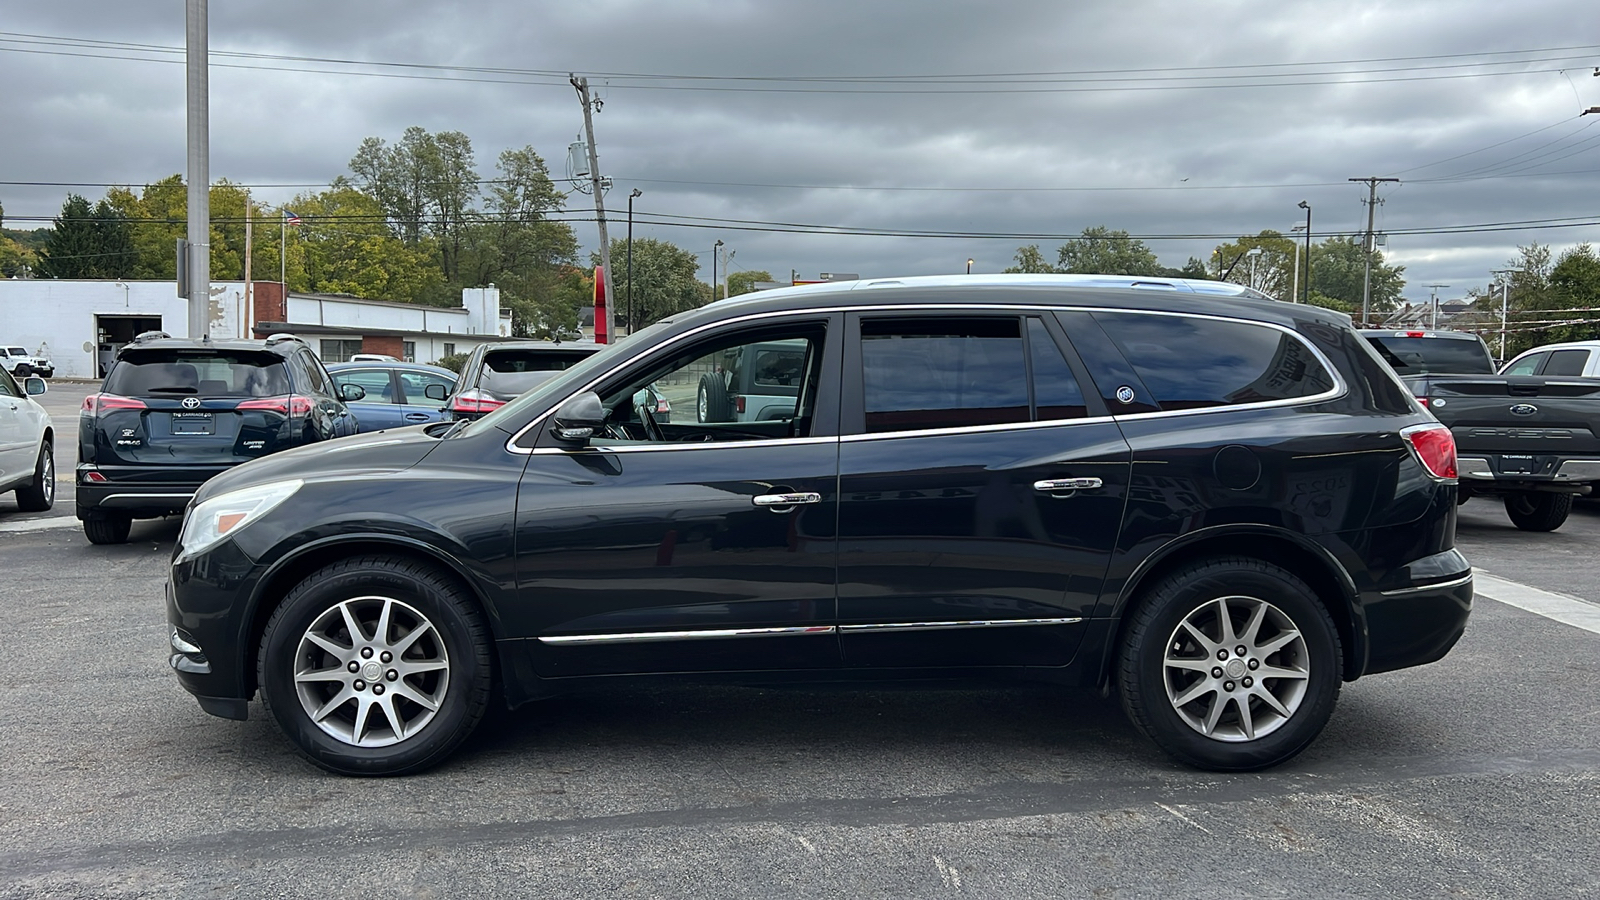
[{"left": 176, "top": 480, "right": 303, "bottom": 562}]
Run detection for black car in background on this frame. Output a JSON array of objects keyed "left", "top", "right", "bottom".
[
  {"left": 78, "top": 332, "right": 361, "bottom": 544},
  {"left": 444, "top": 341, "right": 602, "bottom": 420},
  {"left": 165, "top": 275, "right": 1470, "bottom": 776}
]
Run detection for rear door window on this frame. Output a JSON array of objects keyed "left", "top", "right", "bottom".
[
  {"left": 1091, "top": 312, "right": 1336, "bottom": 411},
  {"left": 859, "top": 317, "right": 1029, "bottom": 433},
  {"left": 1027, "top": 317, "right": 1089, "bottom": 421},
  {"left": 1543, "top": 349, "right": 1590, "bottom": 376},
  {"left": 107, "top": 351, "right": 291, "bottom": 397}
]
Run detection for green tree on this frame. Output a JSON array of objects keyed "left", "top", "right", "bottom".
[
  {"left": 37, "top": 195, "right": 103, "bottom": 278},
  {"left": 283, "top": 184, "right": 444, "bottom": 303},
  {"left": 1308, "top": 236, "right": 1405, "bottom": 321},
  {"left": 595, "top": 238, "right": 706, "bottom": 329},
  {"left": 1532, "top": 244, "right": 1600, "bottom": 345},
  {"left": 727, "top": 270, "right": 773, "bottom": 297},
  {"left": 1057, "top": 226, "right": 1163, "bottom": 276},
  {"left": 1210, "top": 230, "right": 1298, "bottom": 298},
  {"left": 1004, "top": 244, "right": 1056, "bottom": 273}
]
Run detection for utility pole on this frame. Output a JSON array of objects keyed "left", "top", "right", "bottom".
[
  {"left": 185, "top": 0, "right": 210, "bottom": 340},
  {"left": 570, "top": 75, "right": 613, "bottom": 342},
  {"left": 1426, "top": 283, "right": 1449, "bottom": 329},
  {"left": 1490, "top": 269, "right": 1520, "bottom": 362},
  {"left": 243, "top": 192, "right": 252, "bottom": 339},
  {"left": 1349, "top": 177, "right": 1398, "bottom": 327},
  {"left": 712, "top": 239, "right": 723, "bottom": 301}
]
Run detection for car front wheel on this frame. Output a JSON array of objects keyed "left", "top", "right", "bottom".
[
  {"left": 1118, "top": 557, "right": 1341, "bottom": 771},
  {"left": 259, "top": 555, "right": 493, "bottom": 776}
]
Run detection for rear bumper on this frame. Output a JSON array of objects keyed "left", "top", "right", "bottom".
[
  {"left": 1362, "top": 552, "right": 1473, "bottom": 677},
  {"left": 1456, "top": 456, "right": 1599, "bottom": 492},
  {"left": 76, "top": 475, "right": 204, "bottom": 519}
]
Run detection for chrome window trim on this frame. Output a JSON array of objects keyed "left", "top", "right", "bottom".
[
  {"left": 505, "top": 303, "right": 1348, "bottom": 455},
  {"left": 538, "top": 625, "right": 837, "bottom": 645},
  {"left": 527, "top": 434, "right": 838, "bottom": 455},
  {"left": 1379, "top": 572, "right": 1473, "bottom": 597},
  {"left": 840, "top": 415, "right": 1118, "bottom": 443},
  {"left": 837, "top": 617, "right": 1084, "bottom": 633}
]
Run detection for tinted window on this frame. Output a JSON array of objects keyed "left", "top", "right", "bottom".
[
  {"left": 861, "top": 317, "right": 1028, "bottom": 433},
  {"left": 1544, "top": 349, "right": 1590, "bottom": 376},
  {"left": 333, "top": 369, "right": 397, "bottom": 404},
  {"left": 1365, "top": 335, "right": 1495, "bottom": 375},
  {"left": 1093, "top": 313, "right": 1336, "bottom": 411},
  {"left": 1502, "top": 352, "right": 1546, "bottom": 376},
  {"left": 107, "top": 350, "right": 291, "bottom": 397},
  {"left": 1027, "top": 317, "right": 1087, "bottom": 420},
  {"left": 480, "top": 348, "right": 599, "bottom": 396}
]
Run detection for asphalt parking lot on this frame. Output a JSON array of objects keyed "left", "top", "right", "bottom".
[{"left": 2, "top": 381, "right": 1598, "bottom": 898}]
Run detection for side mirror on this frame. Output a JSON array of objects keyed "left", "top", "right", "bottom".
[
  {"left": 550, "top": 391, "right": 607, "bottom": 444},
  {"left": 425, "top": 383, "right": 448, "bottom": 401},
  {"left": 24, "top": 376, "right": 47, "bottom": 396},
  {"left": 340, "top": 383, "right": 366, "bottom": 401}
]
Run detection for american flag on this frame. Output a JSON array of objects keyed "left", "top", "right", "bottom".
[{"left": 284, "top": 210, "right": 302, "bottom": 226}]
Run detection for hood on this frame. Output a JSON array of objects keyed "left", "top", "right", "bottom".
[{"left": 193, "top": 424, "right": 444, "bottom": 504}]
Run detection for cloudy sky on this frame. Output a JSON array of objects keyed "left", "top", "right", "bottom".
[{"left": 3, "top": 0, "right": 1598, "bottom": 304}]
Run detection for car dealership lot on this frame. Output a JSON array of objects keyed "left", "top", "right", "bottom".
[{"left": 2, "top": 386, "right": 1598, "bottom": 897}]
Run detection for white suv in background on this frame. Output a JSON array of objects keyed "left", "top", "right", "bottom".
[
  {"left": 0, "top": 367, "right": 54, "bottom": 512},
  {"left": 0, "top": 345, "right": 54, "bottom": 379}
]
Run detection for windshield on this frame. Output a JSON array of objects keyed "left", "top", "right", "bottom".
[
  {"left": 469, "top": 338, "right": 647, "bottom": 434},
  {"left": 8, "top": 347, "right": 27, "bottom": 356},
  {"left": 107, "top": 350, "right": 292, "bottom": 396},
  {"left": 1365, "top": 336, "right": 1494, "bottom": 376}
]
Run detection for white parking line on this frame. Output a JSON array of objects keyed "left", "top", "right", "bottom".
[
  {"left": 0, "top": 515, "right": 79, "bottom": 534},
  {"left": 1474, "top": 569, "right": 1600, "bottom": 636}
]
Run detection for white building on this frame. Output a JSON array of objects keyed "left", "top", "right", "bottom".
[{"left": 0, "top": 280, "right": 510, "bottom": 378}]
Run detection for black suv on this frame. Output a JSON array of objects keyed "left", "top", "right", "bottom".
[
  {"left": 165, "top": 275, "right": 1470, "bottom": 776},
  {"left": 78, "top": 332, "right": 361, "bottom": 544}
]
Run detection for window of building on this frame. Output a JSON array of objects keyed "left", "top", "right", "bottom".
[
  {"left": 1091, "top": 312, "right": 1335, "bottom": 411},
  {"left": 443, "top": 342, "right": 457, "bottom": 358},
  {"left": 402, "top": 341, "right": 416, "bottom": 363},
  {"left": 320, "top": 339, "right": 363, "bottom": 364}
]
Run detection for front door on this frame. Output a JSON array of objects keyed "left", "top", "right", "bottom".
[
  {"left": 514, "top": 315, "right": 845, "bottom": 677},
  {"left": 835, "top": 311, "right": 1130, "bottom": 669}
]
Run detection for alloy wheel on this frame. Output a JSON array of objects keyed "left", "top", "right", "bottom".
[
  {"left": 292, "top": 595, "right": 451, "bottom": 747},
  {"left": 1162, "top": 595, "right": 1309, "bottom": 742}
]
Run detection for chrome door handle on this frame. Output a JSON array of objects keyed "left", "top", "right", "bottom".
[
  {"left": 404, "top": 413, "right": 430, "bottom": 421},
  {"left": 753, "top": 491, "right": 822, "bottom": 510},
  {"left": 1033, "top": 477, "right": 1102, "bottom": 493}
]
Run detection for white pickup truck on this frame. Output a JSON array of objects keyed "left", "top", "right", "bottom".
[{"left": 0, "top": 345, "right": 53, "bottom": 378}]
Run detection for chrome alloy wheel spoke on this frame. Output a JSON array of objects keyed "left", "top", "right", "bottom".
[
  {"left": 1162, "top": 595, "right": 1310, "bottom": 743},
  {"left": 292, "top": 596, "right": 451, "bottom": 748}
]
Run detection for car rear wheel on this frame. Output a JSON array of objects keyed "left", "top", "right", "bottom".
[
  {"left": 259, "top": 555, "right": 492, "bottom": 776},
  {"left": 1504, "top": 492, "right": 1571, "bottom": 532},
  {"left": 15, "top": 439, "right": 54, "bottom": 512},
  {"left": 82, "top": 512, "right": 132, "bottom": 544},
  {"left": 1118, "top": 557, "right": 1341, "bottom": 771}
]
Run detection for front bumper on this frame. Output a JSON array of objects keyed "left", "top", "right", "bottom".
[{"left": 166, "top": 538, "right": 263, "bottom": 718}]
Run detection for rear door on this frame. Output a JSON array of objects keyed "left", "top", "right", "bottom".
[
  {"left": 834, "top": 310, "right": 1130, "bottom": 669},
  {"left": 0, "top": 368, "right": 27, "bottom": 484}
]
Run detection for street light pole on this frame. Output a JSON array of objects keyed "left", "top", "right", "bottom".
[
  {"left": 1290, "top": 225, "right": 1306, "bottom": 303},
  {"left": 1426, "top": 283, "right": 1449, "bottom": 329},
  {"left": 1490, "top": 269, "right": 1520, "bottom": 363},
  {"left": 713, "top": 239, "right": 723, "bottom": 301},
  {"left": 1297, "top": 201, "right": 1312, "bottom": 304},
  {"left": 966, "top": 258, "right": 974, "bottom": 275},
  {"left": 627, "top": 188, "right": 641, "bottom": 336}
]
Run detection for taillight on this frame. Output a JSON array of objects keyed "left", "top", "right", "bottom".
[
  {"left": 1415, "top": 396, "right": 1430, "bottom": 408},
  {"left": 450, "top": 389, "right": 505, "bottom": 415},
  {"left": 1406, "top": 331, "right": 1426, "bottom": 338},
  {"left": 82, "top": 393, "right": 147, "bottom": 414},
  {"left": 238, "top": 395, "right": 316, "bottom": 416},
  {"left": 1403, "top": 424, "right": 1457, "bottom": 481},
  {"left": 734, "top": 396, "right": 747, "bottom": 414},
  {"left": 655, "top": 398, "right": 671, "bottom": 415}
]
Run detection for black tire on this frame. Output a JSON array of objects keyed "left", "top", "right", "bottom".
[
  {"left": 82, "top": 512, "right": 132, "bottom": 544},
  {"left": 697, "top": 373, "right": 731, "bottom": 423},
  {"left": 1118, "top": 557, "right": 1342, "bottom": 771},
  {"left": 13, "top": 363, "right": 30, "bottom": 378},
  {"left": 258, "top": 555, "right": 493, "bottom": 776},
  {"left": 1504, "top": 492, "right": 1572, "bottom": 532},
  {"left": 38, "top": 369, "right": 53, "bottom": 379},
  {"left": 15, "top": 439, "right": 54, "bottom": 512}
]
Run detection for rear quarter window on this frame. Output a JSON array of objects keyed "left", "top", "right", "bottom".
[{"left": 1091, "top": 312, "right": 1337, "bottom": 411}]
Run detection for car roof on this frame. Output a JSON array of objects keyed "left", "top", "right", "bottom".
[
  {"left": 1506, "top": 340, "right": 1600, "bottom": 354},
  {"left": 1357, "top": 329, "right": 1485, "bottom": 342},
  {"left": 327, "top": 361, "right": 458, "bottom": 375},
  {"left": 117, "top": 338, "right": 302, "bottom": 357},
  {"left": 481, "top": 341, "right": 603, "bottom": 353},
  {"left": 653, "top": 274, "right": 1345, "bottom": 333}
]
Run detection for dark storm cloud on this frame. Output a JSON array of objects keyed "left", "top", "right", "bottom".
[{"left": 3, "top": 0, "right": 1596, "bottom": 303}]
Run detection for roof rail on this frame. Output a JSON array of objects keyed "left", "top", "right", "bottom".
[
  {"left": 132, "top": 330, "right": 172, "bottom": 343},
  {"left": 264, "top": 333, "right": 307, "bottom": 347}
]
